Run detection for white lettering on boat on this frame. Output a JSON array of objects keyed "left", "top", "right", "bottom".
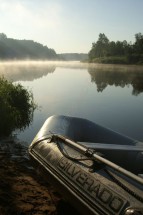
[{"left": 58, "top": 157, "right": 127, "bottom": 214}]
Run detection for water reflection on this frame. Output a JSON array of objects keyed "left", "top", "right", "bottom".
[
  {"left": 1, "top": 61, "right": 143, "bottom": 97},
  {"left": 0, "top": 62, "right": 55, "bottom": 82},
  {"left": 88, "top": 66, "right": 143, "bottom": 95},
  {"left": 0, "top": 61, "right": 142, "bottom": 142}
]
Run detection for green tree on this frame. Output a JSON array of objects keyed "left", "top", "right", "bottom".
[
  {"left": 0, "top": 33, "right": 58, "bottom": 60},
  {"left": 88, "top": 32, "right": 143, "bottom": 64},
  {"left": 134, "top": 33, "right": 143, "bottom": 54},
  {"left": 88, "top": 33, "right": 109, "bottom": 60},
  {"left": 108, "top": 41, "right": 116, "bottom": 56},
  {"left": 0, "top": 33, "right": 7, "bottom": 40},
  {"left": 88, "top": 42, "right": 96, "bottom": 60},
  {"left": 114, "top": 41, "right": 124, "bottom": 55},
  {"left": 95, "top": 33, "right": 109, "bottom": 57}
]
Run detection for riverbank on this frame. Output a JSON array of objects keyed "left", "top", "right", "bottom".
[
  {"left": 0, "top": 138, "right": 80, "bottom": 215},
  {"left": 88, "top": 56, "right": 143, "bottom": 65}
]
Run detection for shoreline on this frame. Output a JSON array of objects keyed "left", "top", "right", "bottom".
[{"left": 0, "top": 138, "right": 80, "bottom": 215}]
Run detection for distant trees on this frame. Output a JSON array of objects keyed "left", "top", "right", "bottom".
[
  {"left": 0, "top": 33, "right": 7, "bottom": 40},
  {"left": 59, "top": 53, "right": 88, "bottom": 61},
  {"left": 88, "top": 33, "right": 143, "bottom": 64},
  {"left": 0, "top": 33, "right": 58, "bottom": 60},
  {"left": 134, "top": 33, "right": 143, "bottom": 54},
  {"left": 89, "top": 34, "right": 109, "bottom": 59}
]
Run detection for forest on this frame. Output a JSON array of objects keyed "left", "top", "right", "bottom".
[
  {"left": 0, "top": 33, "right": 58, "bottom": 60},
  {"left": 59, "top": 53, "right": 88, "bottom": 61},
  {"left": 1, "top": 32, "right": 143, "bottom": 64},
  {"left": 88, "top": 33, "right": 143, "bottom": 64}
]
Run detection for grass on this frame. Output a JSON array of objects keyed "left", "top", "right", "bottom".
[{"left": 0, "top": 76, "right": 36, "bottom": 136}]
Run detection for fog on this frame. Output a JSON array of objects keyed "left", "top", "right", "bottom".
[
  {"left": 0, "top": 60, "right": 143, "bottom": 82},
  {"left": 1, "top": 60, "right": 143, "bottom": 97},
  {"left": 1, "top": 60, "right": 143, "bottom": 142}
]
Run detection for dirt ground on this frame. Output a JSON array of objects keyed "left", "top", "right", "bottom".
[{"left": 0, "top": 138, "right": 80, "bottom": 215}]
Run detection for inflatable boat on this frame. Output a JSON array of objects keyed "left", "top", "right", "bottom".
[{"left": 29, "top": 115, "right": 143, "bottom": 215}]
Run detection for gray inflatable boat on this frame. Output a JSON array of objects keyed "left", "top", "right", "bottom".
[{"left": 29, "top": 115, "right": 143, "bottom": 215}]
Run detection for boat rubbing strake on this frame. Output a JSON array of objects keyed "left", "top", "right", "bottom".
[{"left": 29, "top": 115, "right": 143, "bottom": 215}]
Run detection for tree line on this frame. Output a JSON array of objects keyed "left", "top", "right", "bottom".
[
  {"left": 0, "top": 33, "right": 58, "bottom": 60},
  {"left": 88, "top": 33, "right": 143, "bottom": 64}
]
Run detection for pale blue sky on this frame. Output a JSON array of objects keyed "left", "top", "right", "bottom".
[{"left": 0, "top": 0, "right": 143, "bottom": 53}]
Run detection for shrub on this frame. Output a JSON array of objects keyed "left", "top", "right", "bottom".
[
  {"left": 91, "top": 56, "right": 128, "bottom": 64},
  {"left": 0, "top": 77, "right": 36, "bottom": 136},
  {"left": 127, "top": 54, "right": 143, "bottom": 64}
]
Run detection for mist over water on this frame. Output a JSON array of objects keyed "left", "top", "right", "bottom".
[
  {"left": 1, "top": 60, "right": 143, "bottom": 80},
  {"left": 0, "top": 61, "right": 143, "bottom": 144}
]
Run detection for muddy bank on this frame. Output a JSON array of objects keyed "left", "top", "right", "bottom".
[{"left": 0, "top": 138, "right": 80, "bottom": 215}]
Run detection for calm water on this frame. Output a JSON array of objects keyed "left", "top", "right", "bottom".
[{"left": 1, "top": 61, "right": 143, "bottom": 145}]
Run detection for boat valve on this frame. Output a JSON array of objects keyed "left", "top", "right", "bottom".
[{"left": 125, "top": 208, "right": 143, "bottom": 214}]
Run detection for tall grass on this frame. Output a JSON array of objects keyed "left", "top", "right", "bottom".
[{"left": 0, "top": 77, "right": 36, "bottom": 136}]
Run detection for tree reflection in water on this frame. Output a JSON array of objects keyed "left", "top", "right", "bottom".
[
  {"left": 88, "top": 66, "right": 143, "bottom": 96},
  {"left": 0, "top": 62, "right": 56, "bottom": 82}
]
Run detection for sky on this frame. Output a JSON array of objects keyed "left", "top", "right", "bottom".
[{"left": 0, "top": 0, "right": 143, "bottom": 53}]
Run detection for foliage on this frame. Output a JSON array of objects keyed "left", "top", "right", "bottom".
[
  {"left": 88, "top": 33, "right": 143, "bottom": 64},
  {"left": 91, "top": 56, "right": 128, "bottom": 64},
  {"left": 0, "top": 77, "right": 36, "bottom": 136},
  {"left": 0, "top": 33, "right": 7, "bottom": 40},
  {"left": 0, "top": 33, "right": 58, "bottom": 60},
  {"left": 89, "top": 34, "right": 109, "bottom": 59},
  {"left": 58, "top": 53, "right": 88, "bottom": 61}
]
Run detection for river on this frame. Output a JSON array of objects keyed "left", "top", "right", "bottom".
[{"left": 1, "top": 61, "right": 143, "bottom": 145}]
